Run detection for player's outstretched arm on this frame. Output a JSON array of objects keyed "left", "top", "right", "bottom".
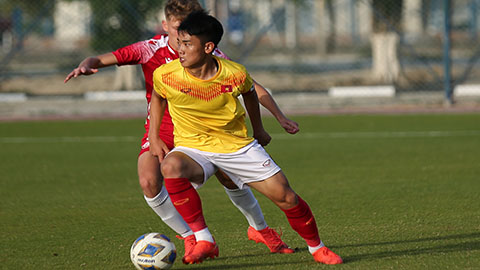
[
  {"left": 253, "top": 80, "right": 299, "bottom": 134},
  {"left": 148, "top": 91, "right": 170, "bottom": 162},
  {"left": 64, "top": 53, "right": 118, "bottom": 83},
  {"left": 242, "top": 89, "right": 271, "bottom": 146}
]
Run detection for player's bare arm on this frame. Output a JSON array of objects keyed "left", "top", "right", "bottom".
[
  {"left": 253, "top": 80, "right": 299, "bottom": 134},
  {"left": 242, "top": 89, "right": 271, "bottom": 146},
  {"left": 64, "top": 52, "right": 118, "bottom": 83},
  {"left": 148, "top": 91, "right": 170, "bottom": 162}
]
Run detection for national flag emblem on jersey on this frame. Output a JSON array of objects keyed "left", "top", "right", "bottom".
[{"left": 221, "top": 85, "right": 233, "bottom": 93}]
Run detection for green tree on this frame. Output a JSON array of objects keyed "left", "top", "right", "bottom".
[
  {"left": 88, "top": 0, "right": 164, "bottom": 52},
  {"left": 370, "top": 0, "right": 403, "bottom": 83},
  {"left": 1, "top": 0, "right": 55, "bottom": 17},
  {"left": 372, "top": 0, "right": 403, "bottom": 33}
]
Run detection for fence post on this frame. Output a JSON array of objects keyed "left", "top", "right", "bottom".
[
  {"left": 350, "top": 0, "right": 358, "bottom": 42},
  {"left": 470, "top": 0, "right": 478, "bottom": 40},
  {"left": 12, "top": 7, "right": 23, "bottom": 49},
  {"left": 443, "top": 0, "right": 453, "bottom": 105}
]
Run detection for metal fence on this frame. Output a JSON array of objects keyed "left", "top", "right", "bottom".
[{"left": 1, "top": 0, "right": 480, "bottom": 103}]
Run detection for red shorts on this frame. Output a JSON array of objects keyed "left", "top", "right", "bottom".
[{"left": 138, "top": 113, "right": 175, "bottom": 157}]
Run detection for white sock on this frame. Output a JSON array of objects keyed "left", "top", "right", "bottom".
[
  {"left": 144, "top": 187, "right": 193, "bottom": 238},
  {"left": 224, "top": 187, "right": 267, "bottom": 231},
  {"left": 194, "top": 227, "right": 214, "bottom": 243},
  {"left": 308, "top": 241, "right": 325, "bottom": 254}
]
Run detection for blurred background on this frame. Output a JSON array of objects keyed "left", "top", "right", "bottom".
[{"left": 1, "top": 0, "right": 480, "bottom": 118}]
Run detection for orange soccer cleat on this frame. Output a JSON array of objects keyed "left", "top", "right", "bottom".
[
  {"left": 182, "top": 240, "right": 219, "bottom": 264},
  {"left": 247, "top": 226, "right": 295, "bottom": 254},
  {"left": 312, "top": 247, "right": 343, "bottom": 264},
  {"left": 176, "top": 234, "right": 197, "bottom": 257}
]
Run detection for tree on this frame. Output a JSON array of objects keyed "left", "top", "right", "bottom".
[
  {"left": 88, "top": 0, "right": 164, "bottom": 52},
  {"left": 2, "top": 0, "right": 55, "bottom": 18},
  {"left": 371, "top": 0, "right": 403, "bottom": 83}
]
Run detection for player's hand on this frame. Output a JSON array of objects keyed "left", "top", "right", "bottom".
[
  {"left": 64, "top": 66, "right": 99, "bottom": 83},
  {"left": 254, "top": 129, "right": 272, "bottom": 147},
  {"left": 280, "top": 118, "right": 299, "bottom": 134},
  {"left": 149, "top": 138, "right": 170, "bottom": 162}
]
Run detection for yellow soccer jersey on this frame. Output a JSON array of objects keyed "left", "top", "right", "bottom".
[{"left": 153, "top": 56, "right": 255, "bottom": 153}]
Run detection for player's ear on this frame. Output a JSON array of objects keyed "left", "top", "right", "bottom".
[
  {"left": 161, "top": 20, "right": 168, "bottom": 32},
  {"left": 204, "top": 41, "right": 215, "bottom": 54}
]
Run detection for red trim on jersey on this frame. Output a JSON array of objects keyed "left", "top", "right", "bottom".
[{"left": 112, "top": 34, "right": 232, "bottom": 154}]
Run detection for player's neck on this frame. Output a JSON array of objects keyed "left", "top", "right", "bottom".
[
  {"left": 186, "top": 56, "right": 218, "bottom": 80},
  {"left": 168, "top": 39, "right": 179, "bottom": 52}
]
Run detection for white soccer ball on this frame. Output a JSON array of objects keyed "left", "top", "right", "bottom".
[{"left": 130, "top": 233, "right": 177, "bottom": 270}]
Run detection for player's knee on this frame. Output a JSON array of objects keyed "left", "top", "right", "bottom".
[
  {"left": 160, "top": 155, "right": 183, "bottom": 177},
  {"left": 138, "top": 174, "right": 154, "bottom": 190},
  {"left": 274, "top": 189, "right": 298, "bottom": 209},
  {"left": 284, "top": 191, "right": 298, "bottom": 208},
  {"left": 139, "top": 173, "right": 162, "bottom": 197}
]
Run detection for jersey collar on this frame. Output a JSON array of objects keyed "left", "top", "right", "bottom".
[{"left": 166, "top": 36, "right": 178, "bottom": 57}]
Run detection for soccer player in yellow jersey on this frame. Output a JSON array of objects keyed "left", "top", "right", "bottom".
[
  {"left": 65, "top": 0, "right": 295, "bottom": 257},
  {"left": 149, "top": 10, "right": 343, "bottom": 265}
]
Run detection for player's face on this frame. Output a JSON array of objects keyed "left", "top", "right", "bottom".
[
  {"left": 162, "top": 17, "right": 182, "bottom": 51},
  {"left": 177, "top": 32, "right": 208, "bottom": 69}
]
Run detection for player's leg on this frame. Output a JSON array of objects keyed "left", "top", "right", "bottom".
[
  {"left": 215, "top": 170, "right": 294, "bottom": 253},
  {"left": 160, "top": 150, "right": 218, "bottom": 264},
  {"left": 137, "top": 151, "right": 195, "bottom": 255},
  {"left": 216, "top": 170, "right": 267, "bottom": 229},
  {"left": 247, "top": 172, "right": 342, "bottom": 265}
]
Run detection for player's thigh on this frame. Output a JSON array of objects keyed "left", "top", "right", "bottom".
[
  {"left": 137, "top": 151, "right": 162, "bottom": 183},
  {"left": 247, "top": 171, "right": 298, "bottom": 209},
  {"left": 215, "top": 170, "right": 239, "bottom": 189},
  {"left": 161, "top": 151, "right": 205, "bottom": 185}
]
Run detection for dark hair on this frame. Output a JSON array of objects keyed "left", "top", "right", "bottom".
[{"left": 178, "top": 10, "right": 224, "bottom": 47}]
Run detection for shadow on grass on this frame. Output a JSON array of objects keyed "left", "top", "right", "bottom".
[
  {"left": 172, "top": 249, "right": 311, "bottom": 269},
  {"left": 334, "top": 232, "right": 480, "bottom": 263},
  {"left": 172, "top": 233, "right": 480, "bottom": 268},
  {"left": 172, "top": 259, "right": 309, "bottom": 270},
  {"left": 332, "top": 232, "right": 480, "bottom": 249},
  {"left": 344, "top": 240, "right": 480, "bottom": 263}
]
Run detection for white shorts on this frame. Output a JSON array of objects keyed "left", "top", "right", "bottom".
[{"left": 169, "top": 140, "right": 282, "bottom": 189}]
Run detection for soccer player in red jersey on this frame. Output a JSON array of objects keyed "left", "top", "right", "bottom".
[
  {"left": 64, "top": 0, "right": 297, "bottom": 257},
  {"left": 149, "top": 10, "right": 342, "bottom": 265}
]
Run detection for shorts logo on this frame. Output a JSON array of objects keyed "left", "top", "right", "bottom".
[
  {"left": 141, "top": 141, "right": 150, "bottom": 150},
  {"left": 262, "top": 159, "right": 271, "bottom": 167},
  {"left": 181, "top": 88, "right": 192, "bottom": 94},
  {"left": 305, "top": 217, "right": 314, "bottom": 225},
  {"left": 174, "top": 198, "right": 190, "bottom": 206}
]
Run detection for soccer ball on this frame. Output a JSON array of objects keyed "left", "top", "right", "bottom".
[{"left": 130, "top": 233, "right": 177, "bottom": 270}]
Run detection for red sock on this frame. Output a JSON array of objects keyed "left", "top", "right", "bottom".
[
  {"left": 163, "top": 177, "right": 206, "bottom": 232},
  {"left": 281, "top": 196, "right": 321, "bottom": 247}
]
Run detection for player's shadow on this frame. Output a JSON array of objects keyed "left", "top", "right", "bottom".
[
  {"left": 173, "top": 259, "right": 310, "bottom": 270},
  {"left": 173, "top": 232, "right": 480, "bottom": 268},
  {"left": 332, "top": 232, "right": 480, "bottom": 249},
  {"left": 332, "top": 232, "right": 480, "bottom": 263},
  {"left": 173, "top": 248, "right": 307, "bottom": 269}
]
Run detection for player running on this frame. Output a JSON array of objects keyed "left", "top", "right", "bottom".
[
  {"left": 149, "top": 10, "right": 343, "bottom": 265},
  {"left": 64, "top": 0, "right": 298, "bottom": 257}
]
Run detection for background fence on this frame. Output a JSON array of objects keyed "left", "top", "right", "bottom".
[{"left": 1, "top": 0, "right": 480, "bottom": 104}]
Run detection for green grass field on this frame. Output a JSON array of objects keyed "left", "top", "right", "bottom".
[{"left": 1, "top": 114, "right": 479, "bottom": 269}]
